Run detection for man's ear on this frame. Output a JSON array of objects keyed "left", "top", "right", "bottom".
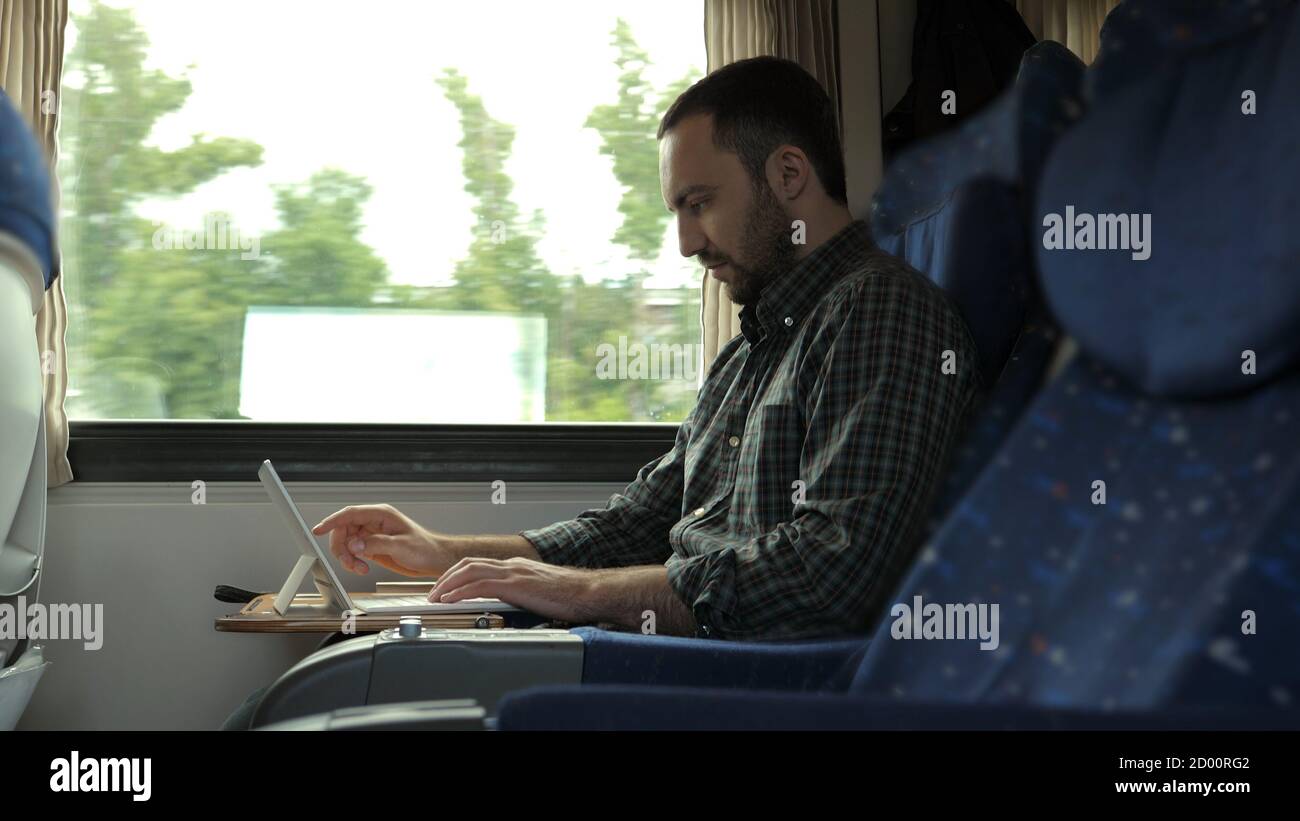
[{"left": 766, "top": 144, "right": 812, "bottom": 201}]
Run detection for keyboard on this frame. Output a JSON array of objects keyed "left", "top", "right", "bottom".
[
  {"left": 358, "top": 595, "right": 522, "bottom": 614},
  {"left": 367, "top": 595, "right": 435, "bottom": 608}
]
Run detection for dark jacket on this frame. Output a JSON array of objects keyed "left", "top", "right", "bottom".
[{"left": 883, "top": 0, "right": 1037, "bottom": 163}]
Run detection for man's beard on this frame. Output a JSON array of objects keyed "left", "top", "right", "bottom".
[{"left": 709, "top": 182, "right": 800, "bottom": 307}]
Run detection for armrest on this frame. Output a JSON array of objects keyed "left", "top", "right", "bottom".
[
  {"left": 252, "top": 629, "right": 584, "bottom": 727},
  {"left": 573, "top": 627, "right": 866, "bottom": 691},
  {"left": 258, "top": 699, "right": 487, "bottom": 731},
  {"left": 496, "top": 684, "right": 1300, "bottom": 731}
]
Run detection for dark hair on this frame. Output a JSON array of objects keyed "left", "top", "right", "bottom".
[{"left": 658, "top": 56, "right": 846, "bottom": 205}]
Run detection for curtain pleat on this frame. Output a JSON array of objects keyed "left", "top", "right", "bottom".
[
  {"left": 0, "top": 0, "right": 71, "bottom": 487},
  {"left": 1015, "top": 0, "right": 1119, "bottom": 64},
  {"left": 699, "top": 0, "right": 839, "bottom": 367}
]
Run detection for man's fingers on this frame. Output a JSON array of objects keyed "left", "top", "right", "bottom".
[
  {"left": 347, "top": 533, "right": 403, "bottom": 559},
  {"left": 338, "top": 532, "right": 428, "bottom": 576},
  {"left": 435, "top": 579, "right": 506, "bottom": 604},
  {"left": 315, "top": 505, "right": 409, "bottom": 574},
  {"left": 311, "top": 504, "right": 399, "bottom": 536},
  {"left": 429, "top": 559, "right": 507, "bottom": 599},
  {"left": 330, "top": 525, "right": 373, "bottom": 575},
  {"left": 327, "top": 524, "right": 358, "bottom": 572},
  {"left": 311, "top": 506, "right": 357, "bottom": 535}
]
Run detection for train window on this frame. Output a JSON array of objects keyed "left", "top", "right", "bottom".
[{"left": 58, "top": 0, "right": 705, "bottom": 424}]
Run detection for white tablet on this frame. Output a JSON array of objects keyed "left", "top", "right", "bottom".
[{"left": 258, "top": 460, "right": 522, "bottom": 616}]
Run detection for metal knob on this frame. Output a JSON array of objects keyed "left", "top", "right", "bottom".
[{"left": 397, "top": 616, "right": 422, "bottom": 638}]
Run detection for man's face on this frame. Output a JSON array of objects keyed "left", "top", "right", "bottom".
[{"left": 660, "top": 114, "right": 798, "bottom": 306}]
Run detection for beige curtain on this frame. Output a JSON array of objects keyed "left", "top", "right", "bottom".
[
  {"left": 700, "top": 0, "right": 839, "bottom": 367},
  {"left": 0, "top": 0, "right": 71, "bottom": 487},
  {"left": 1015, "top": 0, "right": 1120, "bottom": 64}
]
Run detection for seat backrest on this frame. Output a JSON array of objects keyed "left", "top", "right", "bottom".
[
  {"left": 849, "top": 355, "right": 1300, "bottom": 709},
  {"left": 0, "top": 87, "right": 54, "bottom": 729},
  {"left": 871, "top": 40, "right": 1085, "bottom": 520},
  {"left": 847, "top": 0, "right": 1300, "bottom": 712},
  {"left": 873, "top": 40, "right": 1084, "bottom": 388},
  {"left": 0, "top": 89, "right": 57, "bottom": 289}
]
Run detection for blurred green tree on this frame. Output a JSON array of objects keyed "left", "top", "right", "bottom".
[
  {"left": 58, "top": 2, "right": 702, "bottom": 422},
  {"left": 583, "top": 19, "right": 701, "bottom": 419},
  {"left": 433, "top": 68, "right": 641, "bottom": 420}
]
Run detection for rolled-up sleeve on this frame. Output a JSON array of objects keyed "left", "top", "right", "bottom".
[
  {"left": 521, "top": 407, "right": 696, "bottom": 569},
  {"left": 666, "top": 273, "right": 981, "bottom": 640}
]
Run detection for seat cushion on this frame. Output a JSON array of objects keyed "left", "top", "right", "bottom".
[{"left": 572, "top": 626, "right": 863, "bottom": 691}]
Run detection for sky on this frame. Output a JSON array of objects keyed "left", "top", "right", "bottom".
[{"left": 67, "top": 0, "right": 707, "bottom": 290}]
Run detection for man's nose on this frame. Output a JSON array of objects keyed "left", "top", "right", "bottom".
[{"left": 677, "top": 217, "right": 706, "bottom": 259}]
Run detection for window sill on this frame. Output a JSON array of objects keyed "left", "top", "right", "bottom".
[{"left": 67, "top": 421, "right": 679, "bottom": 483}]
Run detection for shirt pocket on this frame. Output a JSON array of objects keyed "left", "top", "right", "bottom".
[{"left": 739, "top": 401, "right": 805, "bottom": 529}]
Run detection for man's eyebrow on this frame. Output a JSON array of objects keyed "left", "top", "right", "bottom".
[{"left": 668, "top": 184, "right": 718, "bottom": 212}]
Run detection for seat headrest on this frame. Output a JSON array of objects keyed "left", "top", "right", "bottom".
[
  {"left": 1089, "top": 0, "right": 1296, "bottom": 100},
  {"left": 873, "top": 41, "right": 1086, "bottom": 237},
  {"left": 0, "top": 90, "right": 56, "bottom": 289},
  {"left": 872, "top": 41, "right": 1084, "bottom": 386},
  {"left": 1036, "top": 1, "right": 1300, "bottom": 398}
]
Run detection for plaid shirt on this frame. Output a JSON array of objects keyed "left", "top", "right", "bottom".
[{"left": 523, "top": 220, "right": 982, "bottom": 640}]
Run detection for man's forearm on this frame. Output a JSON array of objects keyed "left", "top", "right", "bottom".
[
  {"left": 585, "top": 565, "right": 697, "bottom": 636},
  {"left": 446, "top": 534, "right": 541, "bottom": 563}
]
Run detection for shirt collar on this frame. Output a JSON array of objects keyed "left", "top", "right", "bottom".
[{"left": 737, "top": 219, "right": 874, "bottom": 345}]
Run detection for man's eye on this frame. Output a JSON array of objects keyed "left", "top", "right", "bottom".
[{"left": 689, "top": 199, "right": 708, "bottom": 213}]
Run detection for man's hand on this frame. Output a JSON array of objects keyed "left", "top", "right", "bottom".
[
  {"left": 312, "top": 504, "right": 453, "bottom": 577},
  {"left": 429, "top": 557, "right": 598, "bottom": 622},
  {"left": 430, "top": 558, "right": 697, "bottom": 634}
]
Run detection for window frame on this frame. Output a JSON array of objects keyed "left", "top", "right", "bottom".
[{"left": 67, "top": 420, "right": 680, "bottom": 482}]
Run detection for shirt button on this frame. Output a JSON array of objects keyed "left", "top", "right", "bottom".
[
  {"left": 783, "top": 316, "right": 794, "bottom": 327},
  {"left": 728, "top": 435, "right": 740, "bottom": 447},
  {"left": 693, "top": 507, "right": 706, "bottom": 517}
]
